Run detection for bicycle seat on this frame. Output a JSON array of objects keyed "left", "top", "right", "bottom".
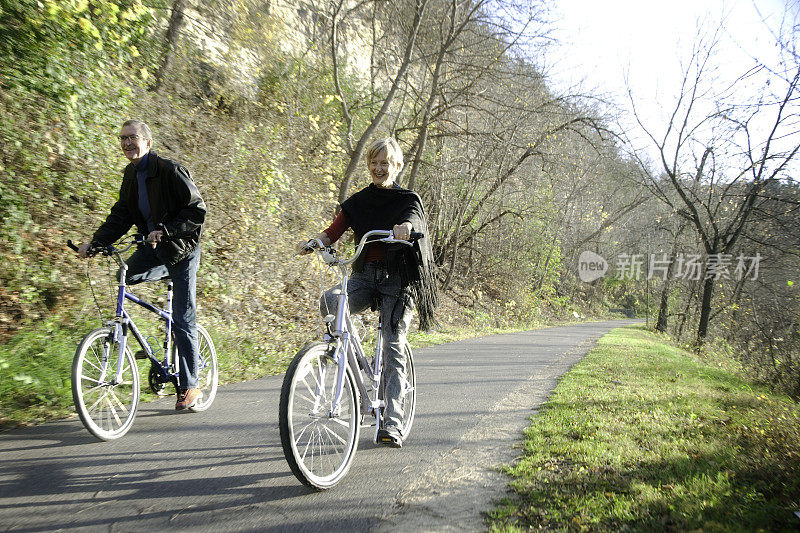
[{"left": 125, "top": 272, "right": 171, "bottom": 286}]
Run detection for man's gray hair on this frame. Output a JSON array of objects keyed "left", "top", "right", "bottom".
[{"left": 122, "top": 119, "right": 153, "bottom": 140}]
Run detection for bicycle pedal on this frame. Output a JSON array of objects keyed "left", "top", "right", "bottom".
[{"left": 134, "top": 350, "right": 147, "bottom": 360}]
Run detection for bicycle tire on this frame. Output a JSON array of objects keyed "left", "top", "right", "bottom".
[
  {"left": 279, "top": 341, "right": 360, "bottom": 490},
  {"left": 72, "top": 327, "right": 140, "bottom": 441},
  {"left": 398, "top": 341, "right": 416, "bottom": 439},
  {"left": 188, "top": 324, "right": 218, "bottom": 412}
]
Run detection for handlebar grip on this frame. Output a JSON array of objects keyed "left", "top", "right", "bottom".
[
  {"left": 410, "top": 232, "right": 425, "bottom": 241},
  {"left": 68, "top": 240, "right": 107, "bottom": 257}
]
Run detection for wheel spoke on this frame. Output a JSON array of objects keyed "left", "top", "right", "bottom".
[
  {"left": 320, "top": 428, "right": 337, "bottom": 472},
  {"left": 106, "top": 388, "right": 130, "bottom": 414},
  {"left": 300, "top": 427, "right": 314, "bottom": 461},
  {"left": 81, "top": 376, "right": 102, "bottom": 386},
  {"left": 85, "top": 388, "right": 110, "bottom": 414},
  {"left": 301, "top": 375, "right": 317, "bottom": 398},
  {"left": 104, "top": 397, "right": 122, "bottom": 425},
  {"left": 321, "top": 423, "right": 347, "bottom": 446},
  {"left": 329, "top": 417, "right": 350, "bottom": 428},
  {"left": 83, "top": 355, "right": 103, "bottom": 374},
  {"left": 295, "top": 392, "right": 317, "bottom": 406},
  {"left": 312, "top": 357, "right": 323, "bottom": 388},
  {"left": 293, "top": 420, "right": 314, "bottom": 445}
]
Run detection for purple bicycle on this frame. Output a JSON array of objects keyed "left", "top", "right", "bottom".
[{"left": 67, "top": 235, "right": 218, "bottom": 440}]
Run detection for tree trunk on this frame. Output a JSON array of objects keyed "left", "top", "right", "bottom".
[
  {"left": 441, "top": 202, "right": 465, "bottom": 292},
  {"left": 655, "top": 281, "right": 671, "bottom": 332},
  {"left": 336, "top": 0, "right": 429, "bottom": 204},
  {"left": 656, "top": 230, "right": 682, "bottom": 332},
  {"left": 149, "top": 0, "right": 186, "bottom": 92},
  {"left": 696, "top": 275, "right": 715, "bottom": 341},
  {"left": 406, "top": 0, "right": 457, "bottom": 191}
]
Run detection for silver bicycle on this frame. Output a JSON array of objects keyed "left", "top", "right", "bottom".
[{"left": 279, "top": 230, "right": 419, "bottom": 489}]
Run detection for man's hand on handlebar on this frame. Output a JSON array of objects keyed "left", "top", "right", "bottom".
[
  {"left": 76, "top": 242, "right": 93, "bottom": 259},
  {"left": 71, "top": 233, "right": 152, "bottom": 258},
  {"left": 147, "top": 230, "right": 163, "bottom": 248}
]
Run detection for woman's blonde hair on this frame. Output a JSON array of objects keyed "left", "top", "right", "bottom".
[{"left": 365, "top": 137, "right": 404, "bottom": 171}]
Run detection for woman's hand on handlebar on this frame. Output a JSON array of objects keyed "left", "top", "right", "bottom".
[
  {"left": 298, "top": 232, "right": 331, "bottom": 255},
  {"left": 297, "top": 240, "right": 314, "bottom": 255},
  {"left": 393, "top": 222, "right": 413, "bottom": 241}
]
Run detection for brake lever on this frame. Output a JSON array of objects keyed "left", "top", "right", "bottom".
[{"left": 321, "top": 247, "right": 337, "bottom": 264}]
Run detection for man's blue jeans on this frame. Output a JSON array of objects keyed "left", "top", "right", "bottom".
[{"left": 125, "top": 245, "right": 201, "bottom": 389}]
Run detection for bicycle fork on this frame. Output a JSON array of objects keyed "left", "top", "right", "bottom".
[
  {"left": 328, "top": 333, "right": 350, "bottom": 419},
  {"left": 108, "top": 261, "right": 131, "bottom": 385},
  {"left": 106, "top": 320, "right": 129, "bottom": 385}
]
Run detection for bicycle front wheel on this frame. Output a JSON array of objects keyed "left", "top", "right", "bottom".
[
  {"left": 188, "top": 324, "right": 218, "bottom": 412},
  {"left": 279, "top": 342, "right": 360, "bottom": 490},
  {"left": 398, "top": 341, "right": 417, "bottom": 439},
  {"left": 72, "top": 327, "right": 140, "bottom": 441}
]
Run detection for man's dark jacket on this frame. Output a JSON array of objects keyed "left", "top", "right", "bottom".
[{"left": 92, "top": 151, "right": 206, "bottom": 266}]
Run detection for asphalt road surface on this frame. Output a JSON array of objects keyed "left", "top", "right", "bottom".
[{"left": 1, "top": 320, "right": 638, "bottom": 532}]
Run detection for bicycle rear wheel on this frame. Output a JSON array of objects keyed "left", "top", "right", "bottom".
[
  {"left": 398, "top": 341, "right": 416, "bottom": 439},
  {"left": 72, "top": 327, "right": 140, "bottom": 441},
  {"left": 188, "top": 324, "right": 218, "bottom": 412},
  {"left": 279, "top": 342, "right": 360, "bottom": 490}
]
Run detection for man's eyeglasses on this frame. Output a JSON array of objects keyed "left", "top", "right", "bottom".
[{"left": 119, "top": 134, "right": 143, "bottom": 143}]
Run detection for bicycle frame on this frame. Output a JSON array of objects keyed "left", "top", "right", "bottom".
[
  {"left": 104, "top": 245, "right": 177, "bottom": 385},
  {"left": 326, "top": 275, "right": 384, "bottom": 420}
]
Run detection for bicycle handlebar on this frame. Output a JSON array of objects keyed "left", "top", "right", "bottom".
[
  {"left": 305, "top": 230, "right": 424, "bottom": 267},
  {"left": 67, "top": 232, "right": 176, "bottom": 258}
]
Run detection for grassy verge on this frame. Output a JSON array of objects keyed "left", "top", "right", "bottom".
[{"left": 488, "top": 325, "right": 800, "bottom": 532}]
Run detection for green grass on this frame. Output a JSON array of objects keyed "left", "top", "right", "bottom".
[
  {"left": 488, "top": 325, "right": 800, "bottom": 532},
  {"left": 0, "top": 317, "right": 95, "bottom": 427}
]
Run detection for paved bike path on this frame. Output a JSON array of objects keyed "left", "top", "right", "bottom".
[{"left": 0, "top": 320, "right": 638, "bottom": 532}]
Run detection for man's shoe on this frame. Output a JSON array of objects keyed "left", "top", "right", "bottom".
[
  {"left": 376, "top": 426, "right": 403, "bottom": 448},
  {"left": 175, "top": 388, "right": 203, "bottom": 411}
]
